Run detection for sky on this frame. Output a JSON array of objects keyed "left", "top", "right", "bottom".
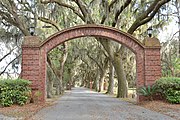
[
  {"left": 158, "top": 19, "right": 179, "bottom": 43},
  {"left": 158, "top": 1, "right": 179, "bottom": 43}
]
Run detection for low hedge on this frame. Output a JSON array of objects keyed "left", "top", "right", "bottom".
[
  {"left": 0, "top": 79, "right": 31, "bottom": 107},
  {"left": 155, "top": 77, "right": 180, "bottom": 104}
]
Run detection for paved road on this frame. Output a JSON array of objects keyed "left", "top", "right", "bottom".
[
  {"left": 0, "top": 115, "right": 18, "bottom": 120},
  {"left": 32, "top": 87, "right": 175, "bottom": 120}
]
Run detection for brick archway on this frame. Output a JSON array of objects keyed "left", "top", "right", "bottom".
[{"left": 21, "top": 25, "right": 161, "bottom": 102}]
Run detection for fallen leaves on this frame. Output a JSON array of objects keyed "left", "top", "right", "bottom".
[
  {"left": 139, "top": 100, "right": 180, "bottom": 120},
  {"left": 0, "top": 97, "right": 58, "bottom": 119}
]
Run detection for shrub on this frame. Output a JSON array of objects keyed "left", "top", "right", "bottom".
[
  {"left": 138, "top": 85, "right": 158, "bottom": 101},
  {"left": 155, "top": 77, "right": 180, "bottom": 104},
  {"left": 31, "top": 90, "right": 42, "bottom": 103},
  {"left": 0, "top": 79, "right": 31, "bottom": 107}
]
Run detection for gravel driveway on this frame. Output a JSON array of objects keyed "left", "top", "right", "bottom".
[{"left": 31, "top": 87, "right": 176, "bottom": 120}]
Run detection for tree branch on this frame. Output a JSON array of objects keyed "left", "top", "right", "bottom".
[
  {"left": 109, "top": 0, "right": 118, "bottom": 10},
  {"left": 128, "top": 0, "right": 170, "bottom": 34},
  {"left": 0, "top": 54, "right": 21, "bottom": 76},
  {"left": 38, "top": 17, "right": 60, "bottom": 31},
  {"left": 41, "top": 0, "right": 85, "bottom": 21},
  {"left": 169, "top": 30, "right": 180, "bottom": 42},
  {"left": 0, "top": 47, "right": 17, "bottom": 62},
  {"left": 87, "top": 53, "right": 103, "bottom": 72},
  {"left": 100, "top": 0, "right": 119, "bottom": 24},
  {"left": 47, "top": 56, "right": 59, "bottom": 78},
  {"left": 0, "top": 1, "right": 30, "bottom": 36},
  {"left": 81, "top": 59, "right": 91, "bottom": 69},
  {"left": 72, "top": 0, "right": 94, "bottom": 23},
  {"left": 0, "top": 10, "right": 18, "bottom": 27},
  {"left": 112, "top": 0, "right": 132, "bottom": 27},
  {"left": 73, "top": 0, "right": 87, "bottom": 17}
]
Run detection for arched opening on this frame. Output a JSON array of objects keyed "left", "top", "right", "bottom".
[
  {"left": 47, "top": 37, "right": 137, "bottom": 101},
  {"left": 21, "top": 25, "right": 161, "bottom": 102}
]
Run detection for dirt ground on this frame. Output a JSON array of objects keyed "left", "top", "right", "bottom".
[
  {"left": 0, "top": 97, "right": 58, "bottom": 120},
  {"left": 0, "top": 98, "right": 179, "bottom": 120},
  {"left": 0, "top": 103, "right": 52, "bottom": 119},
  {"left": 139, "top": 100, "right": 180, "bottom": 120}
]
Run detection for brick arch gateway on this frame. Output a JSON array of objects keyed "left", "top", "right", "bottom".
[{"left": 21, "top": 25, "right": 161, "bottom": 102}]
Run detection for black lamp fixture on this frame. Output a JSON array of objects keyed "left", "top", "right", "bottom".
[
  {"left": 29, "top": 26, "right": 35, "bottom": 36},
  {"left": 147, "top": 26, "right": 153, "bottom": 37}
]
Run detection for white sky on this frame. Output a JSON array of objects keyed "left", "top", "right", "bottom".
[{"left": 158, "top": 19, "right": 179, "bottom": 42}]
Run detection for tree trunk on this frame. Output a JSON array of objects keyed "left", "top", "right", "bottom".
[
  {"left": 98, "top": 72, "right": 105, "bottom": 92},
  {"left": 98, "top": 58, "right": 108, "bottom": 92},
  {"left": 55, "top": 80, "right": 61, "bottom": 95},
  {"left": 46, "top": 65, "right": 54, "bottom": 98},
  {"left": 113, "top": 51, "right": 128, "bottom": 98},
  {"left": 107, "top": 62, "right": 114, "bottom": 95},
  {"left": 69, "top": 73, "right": 73, "bottom": 90},
  {"left": 98, "top": 39, "right": 128, "bottom": 98},
  {"left": 47, "top": 51, "right": 66, "bottom": 96},
  {"left": 55, "top": 43, "right": 68, "bottom": 94},
  {"left": 46, "top": 57, "right": 61, "bottom": 97},
  {"left": 93, "top": 70, "right": 99, "bottom": 91},
  {"left": 80, "top": 76, "right": 85, "bottom": 87}
]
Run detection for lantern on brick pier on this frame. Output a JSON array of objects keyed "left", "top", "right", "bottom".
[{"left": 147, "top": 26, "right": 153, "bottom": 38}]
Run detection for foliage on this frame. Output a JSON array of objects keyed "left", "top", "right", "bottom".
[
  {"left": 161, "top": 39, "right": 180, "bottom": 77},
  {"left": 31, "top": 90, "right": 43, "bottom": 103},
  {"left": 138, "top": 85, "right": 158, "bottom": 100},
  {"left": 155, "top": 77, "right": 180, "bottom": 90},
  {"left": 0, "top": 79, "right": 31, "bottom": 107},
  {"left": 155, "top": 77, "right": 180, "bottom": 104},
  {"left": 165, "top": 88, "right": 180, "bottom": 104},
  {"left": 34, "top": 90, "right": 42, "bottom": 97}
]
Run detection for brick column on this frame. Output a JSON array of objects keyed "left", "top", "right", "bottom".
[
  {"left": 39, "top": 47, "right": 47, "bottom": 102},
  {"left": 144, "top": 37, "right": 161, "bottom": 86},
  {"left": 21, "top": 36, "right": 45, "bottom": 102},
  {"left": 136, "top": 53, "right": 146, "bottom": 102}
]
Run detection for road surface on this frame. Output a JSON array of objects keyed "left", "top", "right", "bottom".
[{"left": 32, "top": 87, "right": 175, "bottom": 120}]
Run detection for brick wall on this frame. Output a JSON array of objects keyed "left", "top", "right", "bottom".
[
  {"left": 22, "top": 47, "right": 40, "bottom": 89},
  {"left": 144, "top": 48, "right": 161, "bottom": 85}
]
